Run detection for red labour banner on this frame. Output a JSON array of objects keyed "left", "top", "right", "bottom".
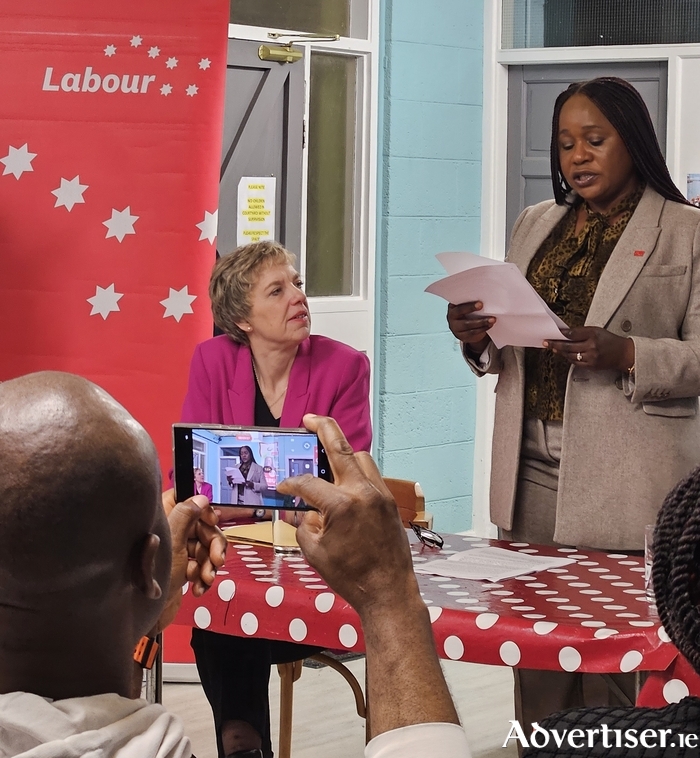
[{"left": 0, "top": 1, "right": 228, "bottom": 476}]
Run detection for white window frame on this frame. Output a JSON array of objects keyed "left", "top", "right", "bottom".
[
  {"left": 192, "top": 438, "right": 206, "bottom": 472},
  {"left": 227, "top": 5, "right": 379, "bottom": 358},
  {"left": 474, "top": 0, "right": 700, "bottom": 536}
]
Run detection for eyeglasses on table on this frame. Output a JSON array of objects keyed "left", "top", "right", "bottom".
[{"left": 409, "top": 521, "right": 444, "bottom": 549}]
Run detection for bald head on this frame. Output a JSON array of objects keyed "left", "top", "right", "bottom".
[
  {"left": 0, "top": 372, "right": 173, "bottom": 699},
  {"left": 0, "top": 371, "right": 162, "bottom": 599}
]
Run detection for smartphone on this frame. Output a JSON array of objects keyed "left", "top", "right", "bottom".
[{"left": 173, "top": 423, "right": 332, "bottom": 510}]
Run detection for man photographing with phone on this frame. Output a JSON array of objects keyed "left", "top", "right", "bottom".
[
  {"left": 278, "top": 414, "right": 469, "bottom": 756},
  {"left": 0, "top": 372, "right": 468, "bottom": 757},
  {"left": 0, "top": 371, "right": 226, "bottom": 757}
]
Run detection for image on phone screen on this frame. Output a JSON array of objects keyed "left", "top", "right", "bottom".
[{"left": 173, "top": 424, "right": 331, "bottom": 511}]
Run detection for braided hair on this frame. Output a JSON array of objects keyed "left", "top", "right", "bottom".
[
  {"left": 550, "top": 77, "right": 689, "bottom": 207},
  {"left": 653, "top": 464, "right": 700, "bottom": 675}
]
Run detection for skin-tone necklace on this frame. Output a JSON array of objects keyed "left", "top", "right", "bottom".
[{"left": 252, "top": 360, "right": 288, "bottom": 410}]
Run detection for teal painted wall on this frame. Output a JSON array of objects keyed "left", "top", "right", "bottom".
[{"left": 376, "top": 0, "right": 484, "bottom": 533}]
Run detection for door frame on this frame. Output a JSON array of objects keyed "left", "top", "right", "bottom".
[{"left": 473, "top": 1, "right": 700, "bottom": 537}]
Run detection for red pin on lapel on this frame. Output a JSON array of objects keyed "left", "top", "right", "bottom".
[{"left": 634, "top": 250, "right": 645, "bottom": 257}]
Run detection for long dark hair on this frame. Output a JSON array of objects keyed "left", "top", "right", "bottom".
[
  {"left": 239, "top": 445, "right": 257, "bottom": 464},
  {"left": 550, "top": 77, "right": 689, "bottom": 207},
  {"left": 653, "top": 464, "right": 700, "bottom": 676}
]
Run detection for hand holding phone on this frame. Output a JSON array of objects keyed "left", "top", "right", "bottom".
[
  {"left": 173, "top": 424, "right": 332, "bottom": 511},
  {"left": 276, "top": 414, "right": 416, "bottom": 616}
]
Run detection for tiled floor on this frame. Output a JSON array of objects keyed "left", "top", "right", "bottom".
[{"left": 163, "top": 659, "right": 519, "bottom": 757}]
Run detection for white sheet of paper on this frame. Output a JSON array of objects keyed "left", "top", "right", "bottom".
[
  {"left": 425, "top": 251, "right": 568, "bottom": 348},
  {"left": 414, "top": 546, "right": 575, "bottom": 582},
  {"left": 224, "top": 466, "right": 245, "bottom": 484},
  {"left": 436, "top": 251, "right": 503, "bottom": 274}
]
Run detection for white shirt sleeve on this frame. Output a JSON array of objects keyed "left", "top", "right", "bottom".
[{"left": 365, "top": 723, "right": 471, "bottom": 758}]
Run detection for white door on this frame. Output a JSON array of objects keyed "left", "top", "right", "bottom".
[
  {"left": 218, "top": 39, "right": 305, "bottom": 256},
  {"left": 219, "top": 35, "right": 375, "bottom": 356}
]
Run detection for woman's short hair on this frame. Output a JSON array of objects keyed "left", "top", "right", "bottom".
[
  {"left": 652, "top": 464, "right": 700, "bottom": 676},
  {"left": 550, "top": 77, "right": 688, "bottom": 206},
  {"left": 209, "top": 241, "right": 296, "bottom": 343}
]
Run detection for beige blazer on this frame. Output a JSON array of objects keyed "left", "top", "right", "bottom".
[
  {"left": 473, "top": 186, "right": 700, "bottom": 550},
  {"left": 229, "top": 461, "right": 267, "bottom": 506}
]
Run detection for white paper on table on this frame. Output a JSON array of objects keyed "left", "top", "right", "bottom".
[
  {"left": 425, "top": 251, "right": 569, "bottom": 349},
  {"left": 224, "top": 466, "right": 245, "bottom": 484},
  {"left": 414, "top": 546, "right": 575, "bottom": 582}
]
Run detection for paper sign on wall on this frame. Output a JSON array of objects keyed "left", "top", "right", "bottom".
[{"left": 237, "top": 176, "right": 276, "bottom": 245}]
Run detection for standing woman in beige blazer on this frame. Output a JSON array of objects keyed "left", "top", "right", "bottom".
[
  {"left": 448, "top": 77, "right": 700, "bottom": 731},
  {"left": 226, "top": 445, "right": 266, "bottom": 508}
]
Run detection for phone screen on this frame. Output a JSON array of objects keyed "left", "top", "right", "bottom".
[{"left": 173, "top": 424, "right": 331, "bottom": 510}]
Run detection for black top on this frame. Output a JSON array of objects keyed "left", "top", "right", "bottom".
[{"left": 253, "top": 372, "right": 280, "bottom": 428}]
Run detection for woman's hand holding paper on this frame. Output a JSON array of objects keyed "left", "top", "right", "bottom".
[{"left": 446, "top": 300, "right": 495, "bottom": 353}]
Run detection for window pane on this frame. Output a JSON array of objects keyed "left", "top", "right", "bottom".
[
  {"left": 306, "top": 53, "right": 357, "bottom": 297},
  {"left": 503, "top": 0, "right": 700, "bottom": 48},
  {"left": 231, "top": 0, "right": 349, "bottom": 37}
]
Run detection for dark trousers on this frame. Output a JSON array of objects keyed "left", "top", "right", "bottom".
[{"left": 191, "top": 628, "right": 320, "bottom": 758}]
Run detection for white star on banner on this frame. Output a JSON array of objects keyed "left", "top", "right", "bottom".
[
  {"left": 1, "top": 143, "right": 37, "bottom": 179},
  {"left": 199, "top": 58, "right": 211, "bottom": 70},
  {"left": 51, "top": 176, "right": 88, "bottom": 211},
  {"left": 160, "top": 286, "right": 196, "bottom": 322},
  {"left": 130, "top": 35, "right": 143, "bottom": 47},
  {"left": 166, "top": 57, "right": 178, "bottom": 69},
  {"left": 186, "top": 84, "right": 199, "bottom": 97},
  {"left": 103, "top": 207, "right": 139, "bottom": 242},
  {"left": 104, "top": 44, "right": 117, "bottom": 56},
  {"left": 87, "top": 284, "right": 123, "bottom": 319},
  {"left": 196, "top": 210, "right": 218, "bottom": 244},
  {"left": 148, "top": 46, "right": 160, "bottom": 58},
  {"left": 160, "top": 83, "right": 172, "bottom": 96}
]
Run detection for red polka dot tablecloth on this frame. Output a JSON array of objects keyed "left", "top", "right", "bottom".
[
  {"left": 178, "top": 544, "right": 364, "bottom": 652},
  {"left": 176, "top": 533, "right": 680, "bottom": 682}
]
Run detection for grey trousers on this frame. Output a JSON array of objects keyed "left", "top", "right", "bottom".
[{"left": 502, "top": 418, "right": 637, "bottom": 738}]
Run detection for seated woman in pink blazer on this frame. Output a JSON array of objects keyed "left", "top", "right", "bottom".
[
  {"left": 193, "top": 467, "right": 213, "bottom": 501},
  {"left": 181, "top": 240, "right": 372, "bottom": 758}
]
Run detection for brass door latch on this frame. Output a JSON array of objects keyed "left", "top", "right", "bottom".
[{"left": 258, "top": 32, "right": 340, "bottom": 65}]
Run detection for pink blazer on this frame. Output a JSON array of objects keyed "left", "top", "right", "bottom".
[
  {"left": 195, "top": 481, "right": 214, "bottom": 500},
  {"left": 181, "top": 334, "right": 372, "bottom": 452}
]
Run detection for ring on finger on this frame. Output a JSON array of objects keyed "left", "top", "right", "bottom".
[{"left": 576, "top": 352, "right": 583, "bottom": 362}]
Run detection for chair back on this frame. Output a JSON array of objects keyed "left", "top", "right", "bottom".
[{"left": 382, "top": 477, "right": 425, "bottom": 527}]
